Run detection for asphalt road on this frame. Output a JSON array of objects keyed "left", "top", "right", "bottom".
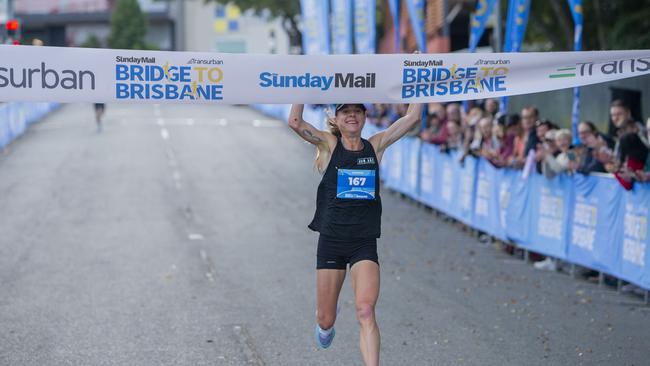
[{"left": 0, "top": 103, "right": 648, "bottom": 366}]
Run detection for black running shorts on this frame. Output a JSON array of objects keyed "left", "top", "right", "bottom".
[{"left": 316, "top": 234, "right": 379, "bottom": 270}]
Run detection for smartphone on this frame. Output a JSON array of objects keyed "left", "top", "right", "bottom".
[{"left": 567, "top": 151, "right": 576, "bottom": 161}]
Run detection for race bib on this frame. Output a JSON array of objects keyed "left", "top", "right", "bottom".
[{"left": 337, "top": 169, "right": 376, "bottom": 200}]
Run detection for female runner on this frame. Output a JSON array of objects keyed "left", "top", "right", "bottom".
[{"left": 288, "top": 102, "right": 422, "bottom": 366}]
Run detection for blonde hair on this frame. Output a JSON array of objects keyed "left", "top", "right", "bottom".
[
  {"left": 555, "top": 128, "right": 572, "bottom": 143},
  {"left": 314, "top": 115, "right": 341, "bottom": 173},
  {"left": 326, "top": 116, "right": 342, "bottom": 138}
]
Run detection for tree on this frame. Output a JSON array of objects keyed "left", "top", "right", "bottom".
[
  {"left": 81, "top": 34, "right": 102, "bottom": 48},
  {"left": 210, "top": 0, "right": 302, "bottom": 52},
  {"left": 108, "top": 0, "right": 148, "bottom": 49},
  {"left": 526, "top": 0, "right": 650, "bottom": 51}
]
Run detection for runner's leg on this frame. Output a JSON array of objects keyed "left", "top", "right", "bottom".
[
  {"left": 316, "top": 269, "right": 346, "bottom": 331},
  {"left": 351, "top": 260, "right": 380, "bottom": 366}
]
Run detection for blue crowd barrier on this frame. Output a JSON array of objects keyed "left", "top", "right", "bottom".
[
  {"left": 395, "top": 136, "right": 650, "bottom": 291},
  {"left": 252, "top": 105, "right": 650, "bottom": 291},
  {"left": 0, "top": 102, "right": 59, "bottom": 149}
]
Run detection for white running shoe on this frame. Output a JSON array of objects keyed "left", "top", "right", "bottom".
[{"left": 533, "top": 258, "right": 557, "bottom": 271}]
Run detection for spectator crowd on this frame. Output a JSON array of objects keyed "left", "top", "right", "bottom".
[
  {"left": 365, "top": 98, "right": 650, "bottom": 190},
  {"left": 364, "top": 98, "right": 650, "bottom": 288}
]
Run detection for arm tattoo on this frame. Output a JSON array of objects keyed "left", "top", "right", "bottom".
[{"left": 302, "top": 129, "right": 322, "bottom": 142}]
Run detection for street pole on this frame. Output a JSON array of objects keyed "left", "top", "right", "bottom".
[
  {"left": 441, "top": 0, "right": 449, "bottom": 38},
  {"left": 494, "top": 0, "right": 502, "bottom": 52},
  {"left": 174, "top": 0, "right": 185, "bottom": 51}
]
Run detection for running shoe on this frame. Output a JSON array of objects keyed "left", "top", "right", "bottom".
[{"left": 314, "top": 326, "right": 335, "bottom": 349}]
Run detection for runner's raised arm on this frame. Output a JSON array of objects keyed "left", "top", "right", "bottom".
[
  {"left": 288, "top": 104, "right": 335, "bottom": 150},
  {"left": 369, "top": 103, "right": 422, "bottom": 159}
]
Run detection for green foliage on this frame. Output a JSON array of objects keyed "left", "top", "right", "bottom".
[
  {"left": 375, "top": 1, "right": 385, "bottom": 47},
  {"left": 526, "top": 0, "right": 650, "bottom": 51},
  {"left": 80, "top": 34, "right": 102, "bottom": 48},
  {"left": 108, "top": 0, "right": 148, "bottom": 50}
]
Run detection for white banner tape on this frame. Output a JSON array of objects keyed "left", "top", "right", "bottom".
[{"left": 0, "top": 45, "right": 649, "bottom": 104}]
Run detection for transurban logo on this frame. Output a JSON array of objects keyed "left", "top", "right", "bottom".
[
  {"left": 578, "top": 57, "right": 650, "bottom": 76},
  {"left": 549, "top": 57, "right": 650, "bottom": 79},
  {"left": 258, "top": 72, "right": 376, "bottom": 91},
  {"left": 187, "top": 58, "right": 223, "bottom": 65},
  {"left": 0, "top": 62, "right": 95, "bottom": 90},
  {"left": 474, "top": 59, "right": 510, "bottom": 66},
  {"left": 115, "top": 62, "right": 224, "bottom": 101}
]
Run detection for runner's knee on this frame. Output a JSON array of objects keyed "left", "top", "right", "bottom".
[{"left": 355, "top": 302, "right": 375, "bottom": 323}]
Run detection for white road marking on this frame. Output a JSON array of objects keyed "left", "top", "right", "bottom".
[
  {"left": 160, "top": 128, "right": 170, "bottom": 140},
  {"left": 157, "top": 118, "right": 165, "bottom": 126},
  {"left": 172, "top": 170, "right": 182, "bottom": 189},
  {"left": 186, "top": 118, "right": 195, "bottom": 126},
  {"left": 189, "top": 233, "right": 204, "bottom": 241},
  {"left": 252, "top": 119, "right": 281, "bottom": 128},
  {"left": 218, "top": 118, "right": 228, "bottom": 126}
]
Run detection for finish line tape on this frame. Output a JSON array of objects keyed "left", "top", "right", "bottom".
[{"left": 1, "top": 45, "right": 649, "bottom": 104}]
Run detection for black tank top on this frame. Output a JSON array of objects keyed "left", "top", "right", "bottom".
[{"left": 308, "top": 137, "right": 382, "bottom": 238}]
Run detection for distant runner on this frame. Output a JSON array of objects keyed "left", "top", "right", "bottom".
[{"left": 94, "top": 103, "right": 105, "bottom": 132}]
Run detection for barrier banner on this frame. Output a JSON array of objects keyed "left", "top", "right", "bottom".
[
  {"left": 436, "top": 149, "right": 456, "bottom": 213},
  {"left": 1, "top": 46, "right": 650, "bottom": 104},
  {"left": 505, "top": 169, "right": 531, "bottom": 243},
  {"left": 525, "top": 173, "right": 573, "bottom": 259},
  {"left": 389, "top": 138, "right": 406, "bottom": 193},
  {"left": 385, "top": 138, "right": 404, "bottom": 191},
  {"left": 567, "top": 174, "right": 622, "bottom": 273},
  {"left": 0, "top": 102, "right": 59, "bottom": 149},
  {"left": 354, "top": 0, "right": 376, "bottom": 54},
  {"left": 8, "top": 102, "right": 26, "bottom": 138},
  {"left": 443, "top": 152, "right": 477, "bottom": 224},
  {"left": 494, "top": 168, "right": 516, "bottom": 241},
  {"left": 331, "top": 0, "right": 353, "bottom": 54},
  {"left": 402, "top": 137, "right": 421, "bottom": 199},
  {"left": 418, "top": 142, "right": 438, "bottom": 207},
  {"left": 300, "top": 0, "right": 330, "bottom": 55},
  {"left": 0, "top": 104, "right": 10, "bottom": 148},
  {"left": 618, "top": 186, "right": 650, "bottom": 289},
  {"left": 473, "top": 159, "right": 502, "bottom": 236}
]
